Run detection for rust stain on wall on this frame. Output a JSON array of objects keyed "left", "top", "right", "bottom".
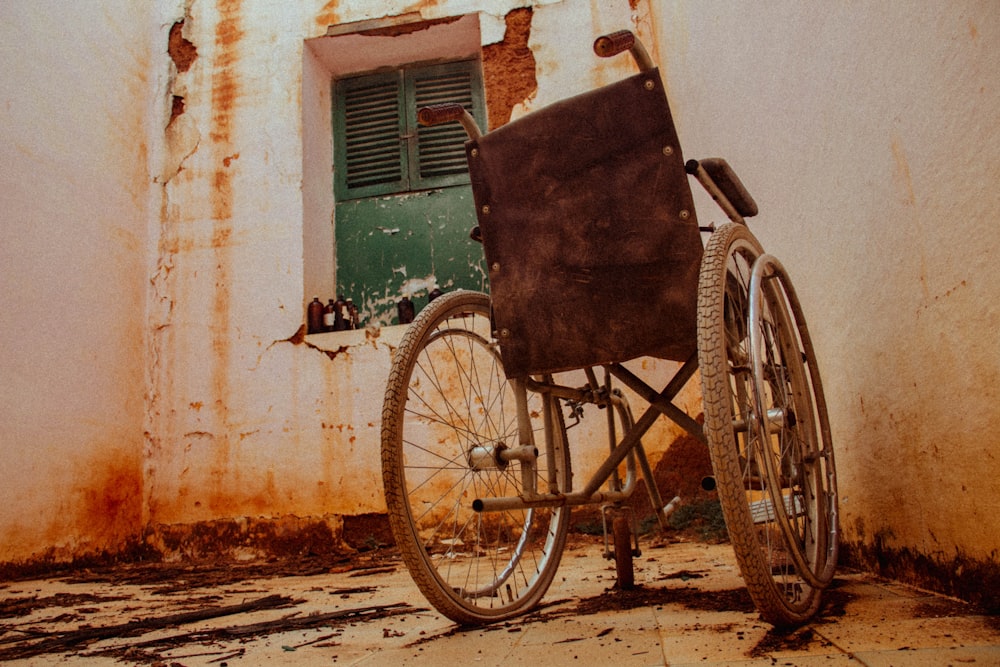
[
  {"left": 74, "top": 450, "right": 145, "bottom": 548},
  {"left": 211, "top": 170, "right": 235, "bottom": 227},
  {"left": 482, "top": 7, "right": 537, "bottom": 129},
  {"left": 0, "top": 449, "right": 147, "bottom": 576},
  {"left": 207, "top": 0, "right": 243, "bottom": 512},
  {"left": 316, "top": 0, "right": 340, "bottom": 30},
  {"left": 403, "top": 0, "right": 445, "bottom": 13},
  {"left": 210, "top": 9, "right": 242, "bottom": 146},
  {"left": 0, "top": 513, "right": 374, "bottom": 578}
]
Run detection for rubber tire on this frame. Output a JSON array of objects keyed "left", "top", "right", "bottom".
[
  {"left": 747, "top": 253, "right": 839, "bottom": 589},
  {"left": 381, "top": 290, "right": 571, "bottom": 624},
  {"left": 697, "top": 223, "right": 836, "bottom": 626}
]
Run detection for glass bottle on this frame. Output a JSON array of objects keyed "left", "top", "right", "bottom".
[
  {"left": 397, "top": 294, "right": 415, "bottom": 324},
  {"left": 307, "top": 297, "right": 324, "bottom": 334},
  {"left": 346, "top": 299, "right": 359, "bottom": 330},
  {"left": 333, "top": 295, "right": 347, "bottom": 331},
  {"left": 323, "top": 299, "right": 336, "bottom": 332}
]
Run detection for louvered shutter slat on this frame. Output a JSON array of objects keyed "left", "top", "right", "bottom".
[
  {"left": 413, "top": 68, "right": 475, "bottom": 181},
  {"left": 340, "top": 77, "right": 405, "bottom": 192},
  {"left": 335, "top": 61, "right": 481, "bottom": 199}
]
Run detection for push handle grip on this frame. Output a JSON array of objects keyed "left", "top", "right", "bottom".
[
  {"left": 417, "top": 103, "right": 466, "bottom": 126},
  {"left": 593, "top": 30, "right": 635, "bottom": 58},
  {"left": 593, "top": 29, "right": 654, "bottom": 72},
  {"left": 416, "top": 103, "right": 482, "bottom": 139}
]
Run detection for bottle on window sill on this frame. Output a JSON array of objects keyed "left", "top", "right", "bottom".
[
  {"left": 397, "top": 295, "right": 415, "bottom": 324},
  {"left": 346, "top": 299, "right": 359, "bottom": 330},
  {"left": 323, "top": 299, "right": 337, "bottom": 332},
  {"left": 333, "top": 295, "right": 347, "bottom": 331},
  {"left": 428, "top": 287, "right": 443, "bottom": 303},
  {"left": 307, "top": 296, "right": 324, "bottom": 334}
]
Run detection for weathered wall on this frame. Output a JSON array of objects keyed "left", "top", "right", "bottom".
[
  {"left": 0, "top": 1, "right": 156, "bottom": 564},
  {"left": 652, "top": 1, "right": 1000, "bottom": 602},
  {"left": 143, "top": 0, "right": 652, "bottom": 556},
  {"left": 0, "top": 0, "right": 651, "bottom": 569},
  {"left": 3, "top": 0, "right": 999, "bottom": 607}
]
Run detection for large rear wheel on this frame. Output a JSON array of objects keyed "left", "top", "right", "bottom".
[
  {"left": 697, "top": 223, "right": 838, "bottom": 626},
  {"left": 381, "top": 290, "right": 571, "bottom": 624}
]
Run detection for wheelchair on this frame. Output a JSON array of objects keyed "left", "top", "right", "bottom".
[{"left": 380, "top": 30, "right": 838, "bottom": 628}]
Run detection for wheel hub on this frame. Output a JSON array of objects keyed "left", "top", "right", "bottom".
[{"left": 467, "top": 442, "right": 508, "bottom": 471}]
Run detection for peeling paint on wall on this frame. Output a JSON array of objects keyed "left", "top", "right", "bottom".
[
  {"left": 482, "top": 7, "right": 537, "bottom": 129},
  {"left": 160, "top": 9, "right": 201, "bottom": 183},
  {"left": 167, "top": 18, "right": 198, "bottom": 131},
  {"left": 357, "top": 14, "right": 462, "bottom": 37},
  {"left": 168, "top": 20, "right": 198, "bottom": 72},
  {"left": 148, "top": 516, "right": 345, "bottom": 561}
]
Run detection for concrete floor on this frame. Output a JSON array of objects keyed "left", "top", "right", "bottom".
[{"left": 1, "top": 536, "right": 996, "bottom": 666}]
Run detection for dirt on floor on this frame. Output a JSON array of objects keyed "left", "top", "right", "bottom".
[{"left": 0, "top": 549, "right": 409, "bottom": 663}]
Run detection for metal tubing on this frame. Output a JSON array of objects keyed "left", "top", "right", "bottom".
[
  {"left": 634, "top": 440, "right": 670, "bottom": 530},
  {"left": 542, "top": 393, "right": 559, "bottom": 494},
  {"left": 512, "top": 379, "right": 538, "bottom": 496},
  {"left": 522, "top": 375, "right": 592, "bottom": 403},
  {"left": 580, "top": 402, "right": 660, "bottom": 498},
  {"left": 606, "top": 378, "right": 623, "bottom": 493},
  {"left": 608, "top": 358, "right": 705, "bottom": 443},
  {"left": 629, "top": 41, "right": 656, "bottom": 73},
  {"left": 473, "top": 486, "right": 634, "bottom": 513},
  {"left": 498, "top": 445, "right": 538, "bottom": 463},
  {"left": 508, "top": 358, "right": 704, "bottom": 515},
  {"left": 732, "top": 408, "right": 787, "bottom": 434},
  {"left": 456, "top": 109, "right": 483, "bottom": 140},
  {"left": 609, "top": 391, "right": 638, "bottom": 497}
]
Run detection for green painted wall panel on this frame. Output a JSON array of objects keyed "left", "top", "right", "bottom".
[{"left": 334, "top": 185, "right": 488, "bottom": 325}]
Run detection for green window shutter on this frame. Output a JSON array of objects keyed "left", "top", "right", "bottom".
[
  {"left": 408, "top": 61, "right": 484, "bottom": 189},
  {"left": 333, "top": 60, "right": 484, "bottom": 200},
  {"left": 334, "top": 71, "right": 407, "bottom": 200}
]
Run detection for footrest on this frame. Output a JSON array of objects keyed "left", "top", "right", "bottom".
[{"left": 750, "top": 494, "right": 803, "bottom": 524}]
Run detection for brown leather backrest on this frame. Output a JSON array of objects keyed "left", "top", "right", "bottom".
[{"left": 467, "top": 70, "right": 703, "bottom": 378}]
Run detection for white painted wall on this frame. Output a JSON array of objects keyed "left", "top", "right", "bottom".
[
  {"left": 0, "top": 0, "right": 156, "bottom": 561},
  {"left": 652, "top": 1, "right": 1000, "bottom": 563}
]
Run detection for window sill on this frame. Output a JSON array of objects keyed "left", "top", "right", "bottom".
[{"left": 304, "top": 324, "right": 409, "bottom": 351}]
